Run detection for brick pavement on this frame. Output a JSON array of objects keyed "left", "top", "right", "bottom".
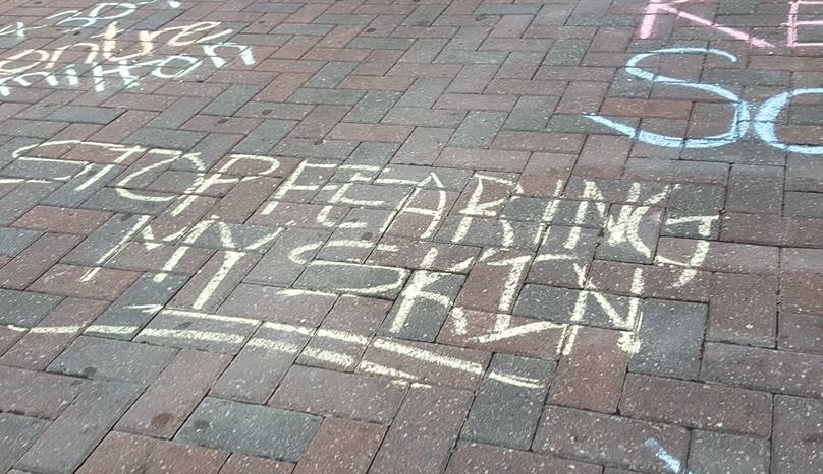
[{"left": 0, "top": 0, "right": 821, "bottom": 472}]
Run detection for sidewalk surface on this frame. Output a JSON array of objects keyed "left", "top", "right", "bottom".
[{"left": 0, "top": 0, "right": 821, "bottom": 472}]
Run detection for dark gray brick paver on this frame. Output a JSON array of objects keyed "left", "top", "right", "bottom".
[
  {"left": 629, "top": 299, "right": 708, "bottom": 380},
  {"left": 0, "top": 227, "right": 41, "bottom": 257},
  {"left": 63, "top": 214, "right": 151, "bottom": 266},
  {"left": 270, "top": 364, "right": 406, "bottom": 423},
  {"left": 460, "top": 354, "right": 554, "bottom": 450},
  {"left": 295, "top": 261, "right": 410, "bottom": 298},
  {"left": 0, "top": 413, "right": 48, "bottom": 473},
  {"left": 0, "top": 289, "right": 62, "bottom": 327},
  {"left": 48, "top": 336, "right": 177, "bottom": 384},
  {"left": 689, "top": 430, "right": 771, "bottom": 474},
  {"left": 176, "top": 397, "right": 321, "bottom": 461},
  {"left": 773, "top": 395, "right": 823, "bottom": 474},
  {"left": 346, "top": 91, "right": 400, "bottom": 123},
  {"left": 86, "top": 273, "right": 187, "bottom": 340},
  {"left": 534, "top": 406, "right": 690, "bottom": 472},
  {"left": 15, "top": 381, "right": 143, "bottom": 473},
  {"left": 43, "top": 164, "right": 125, "bottom": 208}
]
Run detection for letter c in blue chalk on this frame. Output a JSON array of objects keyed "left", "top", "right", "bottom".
[{"left": 754, "top": 88, "right": 823, "bottom": 155}]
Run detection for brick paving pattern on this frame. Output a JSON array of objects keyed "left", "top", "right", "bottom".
[{"left": 0, "top": 0, "right": 820, "bottom": 472}]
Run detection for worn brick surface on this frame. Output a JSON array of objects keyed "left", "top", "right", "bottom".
[
  {"left": 293, "top": 417, "right": 385, "bottom": 474},
  {"left": 773, "top": 395, "right": 823, "bottom": 474},
  {"left": 780, "top": 271, "right": 823, "bottom": 315},
  {"left": 16, "top": 381, "right": 143, "bottom": 473},
  {"left": 630, "top": 299, "right": 708, "bottom": 380},
  {"left": 370, "top": 385, "right": 473, "bottom": 474},
  {"left": 708, "top": 272, "right": 777, "bottom": 347},
  {"left": 620, "top": 374, "right": 772, "bottom": 437},
  {"left": 360, "top": 337, "right": 490, "bottom": 389},
  {"left": 0, "top": 232, "right": 82, "bottom": 290},
  {"left": 437, "top": 308, "right": 564, "bottom": 359},
  {"left": 702, "top": 343, "right": 823, "bottom": 398},
  {"left": 220, "top": 283, "right": 336, "bottom": 326},
  {"left": 270, "top": 365, "right": 406, "bottom": 423},
  {"left": 689, "top": 430, "right": 771, "bottom": 474},
  {"left": 78, "top": 431, "right": 230, "bottom": 474},
  {"left": 219, "top": 454, "right": 294, "bottom": 474},
  {"left": 14, "top": 206, "right": 111, "bottom": 235},
  {"left": 176, "top": 397, "right": 321, "bottom": 462},
  {"left": 587, "top": 259, "right": 712, "bottom": 302},
  {"left": 381, "top": 270, "right": 464, "bottom": 341},
  {"left": 513, "top": 284, "right": 640, "bottom": 331},
  {"left": 295, "top": 261, "right": 410, "bottom": 298},
  {"left": 48, "top": 336, "right": 176, "bottom": 385},
  {"left": 0, "top": 413, "right": 48, "bottom": 473},
  {"left": 535, "top": 405, "right": 690, "bottom": 472},
  {"left": 0, "top": 366, "right": 83, "bottom": 420},
  {"left": 298, "top": 295, "right": 390, "bottom": 371},
  {"left": 116, "top": 349, "right": 231, "bottom": 438},
  {"left": 0, "top": 0, "right": 818, "bottom": 470},
  {"left": 529, "top": 225, "right": 599, "bottom": 288},
  {"left": 0, "top": 289, "right": 61, "bottom": 327},
  {"left": 455, "top": 249, "right": 533, "bottom": 314},
  {"left": 778, "top": 312, "right": 823, "bottom": 354},
  {"left": 461, "top": 354, "right": 554, "bottom": 450},
  {"left": 445, "top": 443, "right": 602, "bottom": 474},
  {"left": 211, "top": 323, "right": 311, "bottom": 404},
  {"left": 549, "top": 326, "right": 628, "bottom": 413},
  {"left": 135, "top": 309, "right": 257, "bottom": 354},
  {"left": 167, "top": 251, "right": 260, "bottom": 312},
  {"left": 30, "top": 264, "right": 140, "bottom": 300},
  {"left": 106, "top": 242, "right": 214, "bottom": 275},
  {"left": 0, "top": 227, "right": 40, "bottom": 257},
  {"left": 0, "top": 298, "right": 109, "bottom": 370}
]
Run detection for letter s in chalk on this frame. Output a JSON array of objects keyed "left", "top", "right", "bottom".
[{"left": 584, "top": 48, "right": 752, "bottom": 149}]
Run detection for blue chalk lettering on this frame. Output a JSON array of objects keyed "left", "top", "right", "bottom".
[
  {"left": 585, "top": 48, "right": 751, "bottom": 149},
  {"left": 754, "top": 88, "right": 823, "bottom": 154}
]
